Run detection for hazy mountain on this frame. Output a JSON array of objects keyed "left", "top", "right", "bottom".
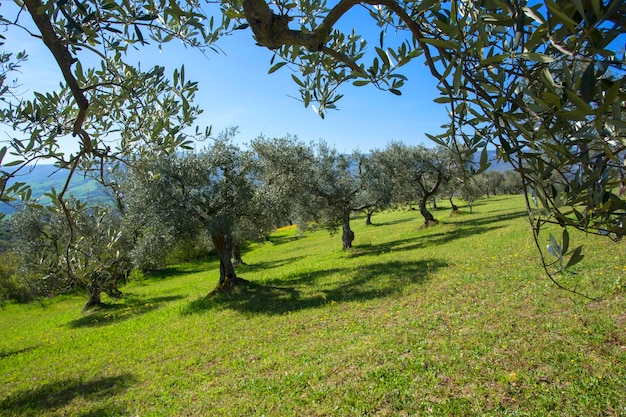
[
  {"left": 1, "top": 165, "right": 109, "bottom": 215},
  {"left": 482, "top": 149, "right": 514, "bottom": 172}
]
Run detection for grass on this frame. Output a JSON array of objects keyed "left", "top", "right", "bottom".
[{"left": 1, "top": 195, "right": 625, "bottom": 416}]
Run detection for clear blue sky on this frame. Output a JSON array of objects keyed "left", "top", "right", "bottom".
[{"left": 1, "top": 2, "right": 447, "bottom": 157}]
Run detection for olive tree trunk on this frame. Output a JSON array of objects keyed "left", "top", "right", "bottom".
[
  {"left": 341, "top": 210, "right": 355, "bottom": 250},
  {"left": 418, "top": 198, "right": 437, "bottom": 226},
  {"left": 83, "top": 281, "right": 103, "bottom": 312},
  {"left": 416, "top": 174, "right": 442, "bottom": 227},
  {"left": 449, "top": 195, "right": 459, "bottom": 213},
  {"left": 211, "top": 234, "right": 247, "bottom": 292},
  {"left": 232, "top": 242, "right": 246, "bottom": 266}
]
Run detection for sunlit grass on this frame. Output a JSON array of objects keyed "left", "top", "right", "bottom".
[{"left": 1, "top": 195, "right": 625, "bottom": 416}]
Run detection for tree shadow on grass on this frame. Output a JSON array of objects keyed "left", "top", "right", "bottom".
[
  {"left": 350, "top": 222, "right": 503, "bottom": 258},
  {"left": 68, "top": 294, "right": 184, "bottom": 328},
  {"left": 455, "top": 209, "right": 527, "bottom": 227},
  {"left": 0, "top": 373, "right": 134, "bottom": 417},
  {"left": 266, "top": 234, "right": 301, "bottom": 245},
  {"left": 141, "top": 264, "right": 207, "bottom": 282},
  {"left": 0, "top": 345, "right": 38, "bottom": 359},
  {"left": 182, "top": 259, "right": 445, "bottom": 316},
  {"left": 353, "top": 209, "right": 527, "bottom": 259},
  {"left": 365, "top": 215, "right": 416, "bottom": 227},
  {"left": 234, "top": 256, "right": 305, "bottom": 274}
]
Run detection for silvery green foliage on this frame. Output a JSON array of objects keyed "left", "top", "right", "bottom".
[
  {"left": 10, "top": 197, "right": 131, "bottom": 308},
  {"left": 123, "top": 131, "right": 257, "bottom": 269},
  {"left": 371, "top": 142, "right": 454, "bottom": 224},
  {"left": 251, "top": 134, "right": 316, "bottom": 230},
  {"left": 0, "top": 0, "right": 219, "bottom": 210},
  {"left": 0, "top": 1, "right": 219, "bottom": 301}
]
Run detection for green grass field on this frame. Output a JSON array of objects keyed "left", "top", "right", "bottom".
[{"left": 1, "top": 195, "right": 625, "bottom": 416}]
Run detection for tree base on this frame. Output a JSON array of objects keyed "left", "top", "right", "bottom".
[
  {"left": 419, "top": 220, "right": 439, "bottom": 229},
  {"left": 82, "top": 299, "right": 106, "bottom": 312},
  {"left": 208, "top": 276, "right": 250, "bottom": 296},
  {"left": 233, "top": 259, "right": 248, "bottom": 267}
]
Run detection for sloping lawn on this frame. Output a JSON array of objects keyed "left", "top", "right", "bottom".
[{"left": 1, "top": 195, "right": 625, "bottom": 416}]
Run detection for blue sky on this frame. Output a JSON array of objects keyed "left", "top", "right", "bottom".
[{"left": 0, "top": 2, "right": 447, "bottom": 157}]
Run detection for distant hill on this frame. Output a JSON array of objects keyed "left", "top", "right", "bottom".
[{"left": 1, "top": 165, "right": 109, "bottom": 215}]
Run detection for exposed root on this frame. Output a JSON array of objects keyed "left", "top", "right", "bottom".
[
  {"left": 419, "top": 220, "right": 439, "bottom": 229},
  {"left": 208, "top": 277, "right": 251, "bottom": 297},
  {"left": 82, "top": 299, "right": 106, "bottom": 313}
]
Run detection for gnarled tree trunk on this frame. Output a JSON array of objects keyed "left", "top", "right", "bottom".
[
  {"left": 341, "top": 210, "right": 355, "bottom": 250},
  {"left": 211, "top": 234, "right": 247, "bottom": 292},
  {"left": 232, "top": 242, "right": 246, "bottom": 266},
  {"left": 416, "top": 173, "right": 442, "bottom": 227},
  {"left": 418, "top": 198, "right": 437, "bottom": 226},
  {"left": 83, "top": 281, "right": 103, "bottom": 312},
  {"left": 449, "top": 195, "right": 459, "bottom": 213}
]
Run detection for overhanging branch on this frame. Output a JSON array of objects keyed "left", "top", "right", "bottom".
[{"left": 23, "top": 0, "right": 91, "bottom": 150}]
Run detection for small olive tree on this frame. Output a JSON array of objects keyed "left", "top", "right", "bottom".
[
  {"left": 358, "top": 151, "right": 395, "bottom": 225},
  {"left": 251, "top": 134, "right": 316, "bottom": 231},
  {"left": 253, "top": 137, "right": 386, "bottom": 249},
  {"left": 306, "top": 143, "right": 366, "bottom": 249},
  {"left": 11, "top": 197, "right": 131, "bottom": 311},
  {"left": 374, "top": 142, "right": 453, "bottom": 226}
]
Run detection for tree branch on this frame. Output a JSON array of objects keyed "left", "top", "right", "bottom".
[
  {"left": 23, "top": 0, "right": 91, "bottom": 146},
  {"left": 318, "top": 0, "right": 361, "bottom": 36},
  {"left": 241, "top": 0, "right": 452, "bottom": 87},
  {"left": 319, "top": 45, "right": 366, "bottom": 76},
  {"left": 242, "top": 0, "right": 322, "bottom": 49}
]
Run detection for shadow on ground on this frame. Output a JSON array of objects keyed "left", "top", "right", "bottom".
[
  {"left": 182, "top": 258, "right": 446, "bottom": 316},
  {"left": 0, "top": 373, "right": 135, "bottom": 417},
  {"left": 266, "top": 234, "right": 301, "bottom": 245},
  {"left": 140, "top": 265, "right": 207, "bottom": 282},
  {"left": 234, "top": 256, "right": 305, "bottom": 274},
  {"left": 364, "top": 214, "right": 416, "bottom": 227},
  {"left": 68, "top": 294, "right": 184, "bottom": 328},
  {"left": 182, "top": 207, "right": 521, "bottom": 315},
  {"left": 351, "top": 209, "right": 527, "bottom": 258},
  {"left": 350, "top": 222, "right": 500, "bottom": 258},
  {"left": 453, "top": 209, "right": 527, "bottom": 227},
  {"left": 0, "top": 345, "right": 39, "bottom": 359}
]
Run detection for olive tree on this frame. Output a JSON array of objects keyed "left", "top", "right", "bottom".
[
  {"left": 358, "top": 151, "right": 395, "bottom": 225},
  {"left": 0, "top": 1, "right": 223, "bottom": 304},
  {"left": 0, "top": 0, "right": 219, "bottom": 203},
  {"left": 124, "top": 133, "right": 257, "bottom": 291},
  {"left": 251, "top": 134, "right": 316, "bottom": 230},
  {"left": 11, "top": 198, "right": 131, "bottom": 311},
  {"left": 4, "top": 0, "right": 624, "bottom": 291},
  {"left": 374, "top": 142, "right": 453, "bottom": 226},
  {"left": 253, "top": 136, "right": 383, "bottom": 249},
  {"left": 306, "top": 143, "right": 367, "bottom": 249},
  {"left": 482, "top": 171, "right": 506, "bottom": 198}
]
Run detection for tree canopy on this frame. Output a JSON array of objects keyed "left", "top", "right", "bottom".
[
  {"left": 1, "top": 0, "right": 218, "bottom": 208},
  {"left": 11, "top": 198, "right": 130, "bottom": 310},
  {"left": 124, "top": 132, "right": 257, "bottom": 290}
]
